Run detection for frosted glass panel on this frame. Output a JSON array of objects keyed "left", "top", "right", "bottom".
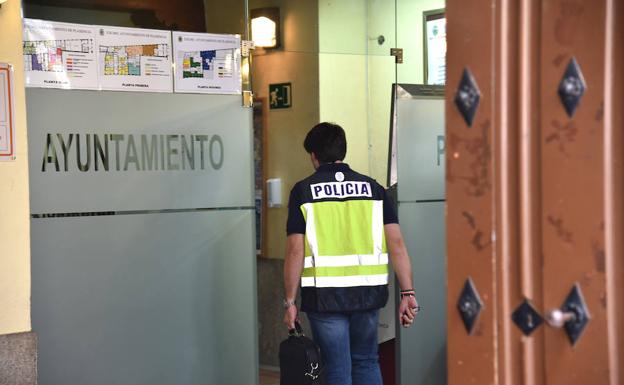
[
  {"left": 394, "top": 84, "right": 445, "bottom": 385},
  {"left": 32, "top": 211, "right": 257, "bottom": 385},
  {"left": 28, "top": 87, "right": 257, "bottom": 385},
  {"left": 398, "top": 201, "right": 446, "bottom": 385},
  {"left": 396, "top": 87, "right": 445, "bottom": 201},
  {"left": 27, "top": 89, "right": 253, "bottom": 213}
]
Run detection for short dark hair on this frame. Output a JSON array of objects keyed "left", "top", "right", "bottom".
[{"left": 303, "top": 122, "right": 347, "bottom": 164}]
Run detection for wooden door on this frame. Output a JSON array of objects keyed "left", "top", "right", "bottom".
[{"left": 445, "top": 1, "right": 624, "bottom": 385}]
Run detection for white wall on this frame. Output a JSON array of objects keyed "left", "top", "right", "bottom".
[
  {"left": 366, "top": 0, "right": 397, "bottom": 183},
  {"left": 318, "top": 1, "right": 370, "bottom": 175}
]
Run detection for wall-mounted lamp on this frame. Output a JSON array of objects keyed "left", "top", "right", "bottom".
[{"left": 250, "top": 7, "right": 280, "bottom": 49}]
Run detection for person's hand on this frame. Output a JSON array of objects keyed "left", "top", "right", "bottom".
[
  {"left": 399, "top": 294, "right": 419, "bottom": 328},
  {"left": 283, "top": 304, "right": 298, "bottom": 330}
]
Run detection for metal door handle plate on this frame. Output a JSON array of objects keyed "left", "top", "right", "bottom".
[{"left": 545, "top": 284, "right": 590, "bottom": 346}]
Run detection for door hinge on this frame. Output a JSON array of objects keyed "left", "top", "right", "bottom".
[
  {"left": 243, "top": 90, "right": 254, "bottom": 108},
  {"left": 242, "top": 40, "right": 255, "bottom": 58},
  {"left": 390, "top": 48, "right": 403, "bottom": 64}
]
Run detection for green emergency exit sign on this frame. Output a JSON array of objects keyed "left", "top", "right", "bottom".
[{"left": 269, "top": 83, "right": 292, "bottom": 109}]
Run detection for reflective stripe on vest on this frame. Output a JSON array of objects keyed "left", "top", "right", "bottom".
[
  {"left": 301, "top": 273, "right": 388, "bottom": 288},
  {"left": 300, "top": 200, "right": 388, "bottom": 288},
  {"left": 304, "top": 253, "right": 389, "bottom": 268}
]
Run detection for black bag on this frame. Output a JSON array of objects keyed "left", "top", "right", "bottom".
[{"left": 279, "top": 321, "right": 326, "bottom": 385}]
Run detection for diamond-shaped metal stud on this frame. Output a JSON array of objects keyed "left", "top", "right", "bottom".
[
  {"left": 454, "top": 68, "right": 481, "bottom": 127},
  {"left": 558, "top": 57, "right": 586, "bottom": 118},
  {"left": 512, "top": 299, "right": 544, "bottom": 336},
  {"left": 561, "top": 283, "right": 590, "bottom": 346},
  {"left": 457, "top": 277, "right": 483, "bottom": 335}
]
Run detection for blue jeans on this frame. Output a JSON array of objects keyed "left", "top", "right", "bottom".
[{"left": 306, "top": 310, "right": 382, "bottom": 385}]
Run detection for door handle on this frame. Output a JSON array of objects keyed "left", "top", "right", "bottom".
[
  {"left": 545, "top": 283, "right": 590, "bottom": 346},
  {"left": 545, "top": 308, "right": 578, "bottom": 328}
]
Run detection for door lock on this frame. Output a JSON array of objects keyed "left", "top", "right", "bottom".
[{"left": 511, "top": 299, "right": 543, "bottom": 336}]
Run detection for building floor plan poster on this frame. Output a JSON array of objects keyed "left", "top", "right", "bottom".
[
  {"left": 97, "top": 26, "right": 172, "bottom": 92},
  {"left": 22, "top": 19, "right": 98, "bottom": 90},
  {"left": 172, "top": 31, "right": 241, "bottom": 94},
  {"left": 0, "top": 63, "right": 15, "bottom": 160}
]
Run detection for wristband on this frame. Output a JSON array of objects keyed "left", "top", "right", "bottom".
[
  {"left": 400, "top": 292, "right": 415, "bottom": 298},
  {"left": 283, "top": 299, "right": 296, "bottom": 309}
]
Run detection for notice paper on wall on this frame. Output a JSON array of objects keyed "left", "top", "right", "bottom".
[
  {"left": 0, "top": 63, "right": 15, "bottom": 161},
  {"left": 96, "top": 26, "right": 173, "bottom": 93},
  {"left": 425, "top": 16, "right": 446, "bottom": 85},
  {"left": 172, "top": 31, "right": 241, "bottom": 94},
  {"left": 23, "top": 19, "right": 98, "bottom": 90}
]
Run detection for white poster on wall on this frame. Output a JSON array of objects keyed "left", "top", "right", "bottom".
[
  {"left": 172, "top": 31, "right": 241, "bottom": 94},
  {"left": 22, "top": 18, "right": 98, "bottom": 90},
  {"left": 425, "top": 16, "right": 446, "bottom": 85},
  {"left": 96, "top": 26, "right": 173, "bottom": 92}
]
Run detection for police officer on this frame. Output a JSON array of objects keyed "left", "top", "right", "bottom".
[{"left": 283, "top": 122, "right": 419, "bottom": 385}]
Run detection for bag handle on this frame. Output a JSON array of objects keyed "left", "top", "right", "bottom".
[{"left": 288, "top": 320, "right": 304, "bottom": 337}]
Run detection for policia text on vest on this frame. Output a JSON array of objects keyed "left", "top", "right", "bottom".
[{"left": 41, "top": 133, "right": 224, "bottom": 172}]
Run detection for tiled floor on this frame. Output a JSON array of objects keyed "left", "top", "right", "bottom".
[{"left": 259, "top": 368, "right": 280, "bottom": 385}]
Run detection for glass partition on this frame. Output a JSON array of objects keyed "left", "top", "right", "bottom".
[
  {"left": 23, "top": 2, "right": 258, "bottom": 384},
  {"left": 395, "top": 2, "right": 446, "bottom": 385}
]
